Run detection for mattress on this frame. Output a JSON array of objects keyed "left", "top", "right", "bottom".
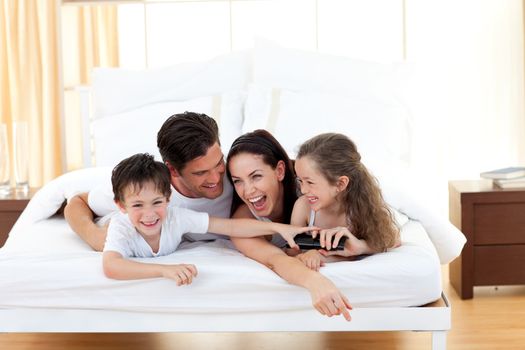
[{"left": 0, "top": 215, "right": 441, "bottom": 317}]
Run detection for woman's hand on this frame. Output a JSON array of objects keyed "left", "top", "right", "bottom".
[
  {"left": 305, "top": 274, "right": 352, "bottom": 321},
  {"left": 314, "top": 226, "right": 370, "bottom": 257},
  {"left": 161, "top": 264, "right": 198, "bottom": 286},
  {"left": 296, "top": 250, "right": 326, "bottom": 271}
]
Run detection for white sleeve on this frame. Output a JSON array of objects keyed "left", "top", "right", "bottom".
[
  {"left": 103, "top": 215, "right": 133, "bottom": 257},
  {"left": 174, "top": 207, "right": 210, "bottom": 235},
  {"left": 88, "top": 182, "right": 117, "bottom": 217}
]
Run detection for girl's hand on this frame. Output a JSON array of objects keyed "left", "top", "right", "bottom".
[
  {"left": 296, "top": 250, "right": 326, "bottom": 271},
  {"left": 162, "top": 264, "right": 198, "bottom": 286},
  {"left": 314, "top": 227, "right": 370, "bottom": 257},
  {"left": 306, "top": 274, "right": 352, "bottom": 321}
]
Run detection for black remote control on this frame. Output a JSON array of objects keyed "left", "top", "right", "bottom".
[{"left": 290, "top": 233, "right": 347, "bottom": 250}]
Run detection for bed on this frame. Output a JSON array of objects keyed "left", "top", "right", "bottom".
[{"left": 0, "top": 40, "right": 466, "bottom": 350}]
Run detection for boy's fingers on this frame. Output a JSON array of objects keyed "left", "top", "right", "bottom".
[{"left": 287, "top": 238, "right": 298, "bottom": 249}]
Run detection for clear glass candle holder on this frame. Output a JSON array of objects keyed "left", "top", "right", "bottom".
[
  {"left": 12, "top": 121, "right": 29, "bottom": 194},
  {"left": 0, "top": 123, "right": 11, "bottom": 196}
]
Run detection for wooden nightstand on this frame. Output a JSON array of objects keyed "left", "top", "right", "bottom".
[
  {"left": 449, "top": 180, "right": 525, "bottom": 299},
  {"left": 0, "top": 188, "right": 38, "bottom": 247}
]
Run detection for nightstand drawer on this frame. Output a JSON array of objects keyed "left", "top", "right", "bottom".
[
  {"left": 0, "top": 212, "right": 23, "bottom": 245},
  {"left": 474, "top": 245, "right": 525, "bottom": 285},
  {"left": 473, "top": 202, "right": 525, "bottom": 245}
]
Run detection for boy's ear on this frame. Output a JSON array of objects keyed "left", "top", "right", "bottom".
[
  {"left": 165, "top": 161, "right": 180, "bottom": 178},
  {"left": 337, "top": 176, "right": 350, "bottom": 192},
  {"left": 276, "top": 160, "right": 286, "bottom": 181},
  {"left": 115, "top": 200, "right": 127, "bottom": 213}
]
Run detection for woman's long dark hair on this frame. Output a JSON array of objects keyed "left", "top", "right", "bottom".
[{"left": 226, "top": 129, "right": 297, "bottom": 223}]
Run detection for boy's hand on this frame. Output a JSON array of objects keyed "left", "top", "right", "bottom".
[
  {"left": 278, "top": 225, "right": 320, "bottom": 249},
  {"left": 162, "top": 264, "right": 198, "bottom": 285},
  {"left": 297, "top": 250, "right": 326, "bottom": 271}
]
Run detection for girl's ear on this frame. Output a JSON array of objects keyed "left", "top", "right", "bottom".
[
  {"left": 337, "top": 176, "right": 350, "bottom": 192},
  {"left": 115, "top": 200, "right": 127, "bottom": 213},
  {"left": 275, "top": 160, "right": 286, "bottom": 181}
]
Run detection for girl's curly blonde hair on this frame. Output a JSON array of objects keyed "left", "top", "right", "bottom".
[{"left": 297, "top": 133, "right": 399, "bottom": 252}]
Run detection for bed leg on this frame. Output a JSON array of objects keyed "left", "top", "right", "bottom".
[{"left": 431, "top": 331, "right": 447, "bottom": 350}]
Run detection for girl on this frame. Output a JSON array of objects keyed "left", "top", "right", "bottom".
[
  {"left": 227, "top": 130, "right": 352, "bottom": 321},
  {"left": 292, "top": 133, "right": 400, "bottom": 271}
]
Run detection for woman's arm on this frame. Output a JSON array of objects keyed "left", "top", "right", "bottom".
[
  {"left": 102, "top": 251, "right": 197, "bottom": 284},
  {"left": 231, "top": 204, "right": 352, "bottom": 321}
]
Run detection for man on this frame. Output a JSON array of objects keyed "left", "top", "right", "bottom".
[{"left": 65, "top": 112, "right": 233, "bottom": 251}]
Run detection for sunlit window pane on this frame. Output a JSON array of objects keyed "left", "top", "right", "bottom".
[
  {"left": 318, "top": 0, "right": 404, "bottom": 62},
  {"left": 231, "top": 0, "right": 316, "bottom": 51},
  {"left": 145, "top": 2, "right": 231, "bottom": 67}
]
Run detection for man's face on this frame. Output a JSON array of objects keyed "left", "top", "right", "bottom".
[{"left": 171, "top": 142, "right": 225, "bottom": 199}]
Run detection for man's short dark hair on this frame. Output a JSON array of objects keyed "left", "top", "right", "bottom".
[
  {"left": 157, "top": 111, "right": 220, "bottom": 172},
  {"left": 112, "top": 153, "right": 172, "bottom": 202}
]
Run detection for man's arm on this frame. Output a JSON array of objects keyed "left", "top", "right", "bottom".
[{"left": 64, "top": 192, "right": 107, "bottom": 251}]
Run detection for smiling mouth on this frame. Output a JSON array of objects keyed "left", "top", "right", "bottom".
[
  {"left": 248, "top": 195, "right": 267, "bottom": 210},
  {"left": 203, "top": 183, "right": 219, "bottom": 191},
  {"left": 307, "top": 196, "right": 319, "bottom": 204},
  {"left": 141, "top": 219, "right": 159, "bottom": 227}
]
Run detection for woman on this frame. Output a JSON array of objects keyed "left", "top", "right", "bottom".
[{"left": 226, "top": 129, "right": 352, "bottom": 321}]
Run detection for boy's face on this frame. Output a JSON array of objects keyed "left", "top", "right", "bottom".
[
  {"left": 116, "top": 181, "right": 169, "bottom": 238},
  {"left": 170, "top": 142, "right": 226, "bottom": 199}
]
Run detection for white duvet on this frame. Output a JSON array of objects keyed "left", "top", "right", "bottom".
[{"left": 0, "top": 167, "right": 462, "bottom": 315}]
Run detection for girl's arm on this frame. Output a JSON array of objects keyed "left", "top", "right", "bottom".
[
  {"left": 208, "top": 216, "right": 312, "bottom": 249},
  {"left": 102, "top": 251, "right": 197, "bottom": 284}
]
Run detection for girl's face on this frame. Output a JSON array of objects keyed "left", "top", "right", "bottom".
[
  {"left": 116, "top": 181, "right": 169, "bottom": 238},
  {"left": 295, "top": 156, "right": 340, "bottom": 212},
  {"left": 229, "top": 153, "right": 285, "bottom": 220}
]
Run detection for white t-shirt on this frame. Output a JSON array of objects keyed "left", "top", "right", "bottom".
[
  {"left": 88, "top": 174, "right": 233, "bottom": 242},
  {"left": 103, "top": 206, "right": 209, "bottom": 258}
]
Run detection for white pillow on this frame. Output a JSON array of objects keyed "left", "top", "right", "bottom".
[
  {"left": 253, "top": 38, "right": 410, "bottom": 104},
  {"left": 10, "top": 167, "right": 113, "bottom": 235},
  {"left": 242, "top": 85, "right": 412, "bottom": 170},
  {"left": 92, "top": 50, "right": 252, "bottom": 118},
  {"left": 92, "top": 92, "right": 245, "bottom": 167}
]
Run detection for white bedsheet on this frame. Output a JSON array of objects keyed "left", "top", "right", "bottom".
[{"left": 0, "top": 216, "right": 441, "bottom": 314}]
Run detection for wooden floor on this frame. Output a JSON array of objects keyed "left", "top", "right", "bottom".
[{"left": 1, "top": 266, "right": 524, "bottom": 350}]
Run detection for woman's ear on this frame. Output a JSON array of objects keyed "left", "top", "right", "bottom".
[
  {"left": 275, "top": 160, "right": 286, "bottom": 181},
  {"left": 337, "top": 176, "right": 350, "bottom": 192}
]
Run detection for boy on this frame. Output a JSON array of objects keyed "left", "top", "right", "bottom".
[
  {"left": 103, "top": 153, "right": 309, "bottom": 283},
  {"left": 66, "top": 112, "right": 234, "bottom": 252}
]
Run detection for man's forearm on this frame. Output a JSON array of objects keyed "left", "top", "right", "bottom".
[{"left": 64, "top": 193, "right": 107, "bottom": 251}]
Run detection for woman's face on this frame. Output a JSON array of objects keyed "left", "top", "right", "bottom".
[{"left": 228, "top": 152, "right": 285, "bottom": 220}]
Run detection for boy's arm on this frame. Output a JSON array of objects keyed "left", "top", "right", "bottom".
[
  {"left": 102, "top": 251, "right": 197, "bottom": 284},
  {"left": 207, "top": 217, "right": 311, "bottom": 249},
  {"left": 64, "top": 193, "right": 107, "bottom": 252}
]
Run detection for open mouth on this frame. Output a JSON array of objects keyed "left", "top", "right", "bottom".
[
  {"left": 141, "top": 219, "right": 159, "bottom": 228},
  {"left": 248, "top": 195, "right": 267, "bottom": 211},
  {"left": 203, "top": 183, "right": 220, "bottom": 192},
  {"left": 307, "top": 196, "right": 319, "bottom": 205}
]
